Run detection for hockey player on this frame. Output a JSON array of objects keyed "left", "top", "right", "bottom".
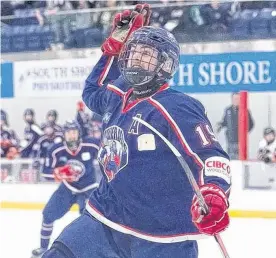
[
  {"left": 76, "top": 101, "right": 102, "bottom": 139},
  {"left": 43, "top": 4, "right": 231, "bottom": 258},
  {"left": 32, "top": 120, "right": 99, "bottom": 257},
  {"left": 31, "top": 122, "right": 63, "bottom": 169},
  {"left": 258, "top": 127, "right": 276, "bottom": 163},
  {"left": 0, "top": 110, "right": 19, "bottom": 159},
  {"left": 75, "top": 101, "right": 91, "bottom": 139},
  {"left": 41, "top": 110, "right": 62, "bottom": 132},
  {"left": 20, "top": 109, "right": 43, "bottom": 158}
]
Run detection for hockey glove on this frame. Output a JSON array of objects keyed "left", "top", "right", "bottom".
[
  {"left": 6, "top": 147, "right": 19, "bottom": 160},
  {"left": 54, "top": 165, "right": 78, "bottom": 182},
  {"left": 0, "top": 139, "right": 12, "bottom": 148},
  {"left": 101, "top": 3, "right": 152, "bottom": 56},
  {"left": 77, "top": 101, "right": 85, "bottom": 111},
  {"left": 191, "top": 184, "right": 230, "bottom": 235}
]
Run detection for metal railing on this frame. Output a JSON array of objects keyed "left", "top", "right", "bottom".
[
  {"left": 0, "top": 158, "right": 47, "bottom": 184},
  {"left": 1, "top": 0, "right": 275, "bottom": 54}
]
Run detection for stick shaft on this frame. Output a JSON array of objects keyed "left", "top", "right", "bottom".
[{"left": 134, "top": 117, "right": 230, "bottom": 258}]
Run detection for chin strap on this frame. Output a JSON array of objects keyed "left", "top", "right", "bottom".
[{"left": 132, "top": 78, "right": 163, "bottom": 99}]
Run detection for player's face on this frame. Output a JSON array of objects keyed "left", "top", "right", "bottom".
[
  {"left": 93, "top": 129, "right": 101, "bottom": 139},
  {"left": 47, "top": 115, "right": 55, "bottom": 122},
  {"left": 232, "top": 94, "right": 240, "bottom": 106},
  {"left": 44, "top": 127, "right": 54, "bottom": 137},
  {"left": 24, "top": 115, "right": 33, "bottom": 123},
  {"left": 265, "top": 133, "right": 275, "bottom": 143},
  {"left": 127, "top": 44, "right": 159, "bottom": 72},
  {"left": 65, "top": 129, "right": 79, "bottom": 142}
]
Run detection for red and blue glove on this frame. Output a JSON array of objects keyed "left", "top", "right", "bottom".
[
  {"left": 191, "top": 184, "right": 230, "bottom": 235},
  {"left": 101, "top": 3, "right": 152, "bottom": 56},
  {"left": 54, "top": 165, "right": 78, "bottom": 182}
]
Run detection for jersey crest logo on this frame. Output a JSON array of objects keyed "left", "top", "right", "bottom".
[
  {"left": 128, "top": 114, "right": 142, "bottom": 135},
  {"left": 98, "top": 126, "right": 129, "bottom": 182},
  {"left": 67, "top": 159, "right": 86, "bottom": 181}
]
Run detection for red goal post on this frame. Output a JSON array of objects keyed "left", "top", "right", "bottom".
[{"left": 239, "top": 91, "right": 248, "bottom": 160}]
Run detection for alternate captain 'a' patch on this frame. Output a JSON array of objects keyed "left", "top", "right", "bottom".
[{"left": 128, "top": 114, "right": 142, "bottom": 135}]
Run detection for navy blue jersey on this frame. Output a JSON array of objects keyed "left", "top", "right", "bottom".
[
  {"left": 41, "top": 123, "right": 63, "bottom": 133},
  {"left": 1, "top": 127, "right": 18, "bottom": 157},
  {"left": 21, "top": 123, "right": 43, "bottom": 158},
  {"left": 42, "top": 138, "right": 100, "bottom": 193},
  {"left": 82, "top": 55, "right": 231, "bottom": 243},
  {"left": 31, "top": 132, "right": 63, "bottom": 159},
  {"left": 53, "top": 124, "right": 62, "bottom": 132}
]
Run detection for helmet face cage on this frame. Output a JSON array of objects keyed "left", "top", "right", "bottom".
[
  {"left": 63, "top": 121, "right": 81, "bottom": 151},
  {"left": 119, "top": 42, "right": 161, "bottom": 85},
  {"left": 47, "top": 110, "right": 57, "bottom": 122},
  {"left": 24, "top": 109, "right": 35, "bottom": 123},
  {"left": 118, "top": 27, "right": 180, "bottom": 87}
]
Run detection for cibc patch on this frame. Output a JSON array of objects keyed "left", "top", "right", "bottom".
[{"left": 204, "top": 156, "right": 231, "bottom": 184}]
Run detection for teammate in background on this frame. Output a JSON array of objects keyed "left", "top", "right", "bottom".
[
  {"left": 76, "top": 101, "right": 102, "bottom": 139},
  {"left": 258, "top": 127, "right": 276, "bottom": 163},
  {"left": 76, "top": 101, "right": 91, "bottom": 138},
  {"left": 41, "top": 110, "right": 62, "bottom": 132},
  {"left": 0, "top": 110, "right": 19, "bottom": 159},
  {"left": 90, "top": 123, "right": 102, "bottom": 140},
  {"left": 32, "top": 120, "right": 99, "bottom": 258},
  {"left": 31, "top": 122, "right": 63, "bottom": 170},
  {"left": 20, "top": 109, "right": 43, "bottom": 158},
  {"left": 43, "top": 4, "right": 231, "bottom": 258}
]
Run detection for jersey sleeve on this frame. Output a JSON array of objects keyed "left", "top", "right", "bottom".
[
  {"left": 82, "top": 55, "right": 126, "bottom": 116},
  {"left": 152, "top": 96, "right": 231, "bottom": 195},
  {"left": 82, "top": 137, "right": 100, "bottom": 159}
]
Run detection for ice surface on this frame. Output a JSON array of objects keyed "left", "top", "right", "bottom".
[{"left": 1, "top": 210, "right": 275, "bottom": 258}]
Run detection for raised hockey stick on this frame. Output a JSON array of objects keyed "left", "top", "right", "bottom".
[{"left": 133, "top": 116, "right": 230, "bottom": 258}]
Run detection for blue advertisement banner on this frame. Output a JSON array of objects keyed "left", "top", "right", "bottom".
[
  {"left": 170, "top": 51, "right": 276, "bottom": 93},
  {"left": 1, "top": 62, "right": 14, "bottom": 98}
]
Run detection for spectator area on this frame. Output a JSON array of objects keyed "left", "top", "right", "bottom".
[{"left": 1, "top": 0, "right": 276, "bottom": 53}]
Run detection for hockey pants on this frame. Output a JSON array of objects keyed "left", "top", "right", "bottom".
[{"left": 42, "top": 211, "right": 198, "bottom": 258}]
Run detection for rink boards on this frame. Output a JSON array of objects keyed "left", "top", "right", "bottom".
[{"left": 1, "top": 160, "right": 276, "bottom": 218}]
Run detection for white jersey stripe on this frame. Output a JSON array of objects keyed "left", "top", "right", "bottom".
[
  {"left": 98, "top": 56, "right": 115, "bottom": 86},
  {"left": 51, "top": 146, "right": 66, "bottom": 168},
  {"left": 63, "top": 181, "right": 99, "bottom": 193},
  {"left": 86, "top": 202, "right": 207, "bottom": 243},
  {"left": 148, "top": 98, "right": 205, "bottom": 185},
  {"left": 81, "top": 143, "right": 99, "bottom": 150},
  {"left": 107, "top": 84, "right": 125, "bottom": 96}
]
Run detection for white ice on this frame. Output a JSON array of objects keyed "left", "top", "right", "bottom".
[{"left": 1, "top": 209, "right": 275, "bottom": 258}]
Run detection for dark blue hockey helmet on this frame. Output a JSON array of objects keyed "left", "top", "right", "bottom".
[
  {"left": 24, "top": 108, "right": 34, "bottom": 117},
  {"left": 118, "top": 26, "right": 180, "bottom": 97},
  {"left": 63, "top": 120, "right": 82, "bottom": 151},
  {"left": 0, "top": 109, "right": 9, "bottom": 126},
  {"left": 46, "top": 109, "right": 58, "bottom": 122}
]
